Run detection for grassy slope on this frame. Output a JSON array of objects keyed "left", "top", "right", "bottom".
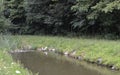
[
  {"left": 22, "top": 35, "right": 120, "bottom": 68},
  {"left": 0, "top": 35, "right": 32, "bottom": 75},
  {"left": 0, "top": 49, "right": 32, "bottom": 75}
]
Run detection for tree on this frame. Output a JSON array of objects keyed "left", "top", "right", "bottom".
[
  {"left": 71, "top": 0, "right": 120, "bottom": 36},
  {"left": 25, "top": 0, "right": 75, "bottom": 35},
  {"left": 3, "top": 0, "right": 27, "bottom": 34},
  {"left": 0, "top": 0, "right": 11, "bottom": 33}
]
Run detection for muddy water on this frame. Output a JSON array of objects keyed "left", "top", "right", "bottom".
[{"left": 11, "top": 51, "right": 120, "bottom": 75}]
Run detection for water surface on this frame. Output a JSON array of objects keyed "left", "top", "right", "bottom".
[{"left": 11, "top": 51, "right": 120, "bottom": 75}]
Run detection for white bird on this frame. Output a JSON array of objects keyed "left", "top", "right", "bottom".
[
  {"left": 64, "top": 51, "right": 69, "bottom": 56},
  {"left": 111, "top": 66, "right": 115, "bottom": 70},
  {"left": 42, "top": 47, "right": 48, "bottom": 51},
  {"left": 44, "top": 52, "right": 48, "bottom": 55},
  {"left": 51, "top": 48, "right": 55, "bottom": 52}
]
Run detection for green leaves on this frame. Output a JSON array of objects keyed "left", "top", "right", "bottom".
[
  {"left": 71, "top": 19, "right": 85, "bottom": 29},
  {"left": 1, "top": 0, "right": 120, "bottom": 35},
  {"left": 103, "top": 1, "right": 120, "bottom": 13},
  {"left": 72, "top": 0, "right": 91, "bottom": 12},
  {"left": 0, "top": 0, "right": 11, "bottom": 32},
  {"left": 92, "top": 0, "right": 120, "bottom": 13},
  {"left": 70, "top": 0, "right": 120, "bottom": 35}
]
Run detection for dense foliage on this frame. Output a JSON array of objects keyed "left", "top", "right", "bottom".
[
  {"left": 1, "top": 0, "right": 120, "bottom": 38},
  {"left": 25, "top": 0, "right": 75, "bottom": 35},
  {"left": 0, "top": 0, "right": 11, "bottom": 33},
  {"left": 72, "top": 0, "right": 120, "bottom": 36},
  {"left": 3, "top": 0, "right": 26, "bottom": 34}
]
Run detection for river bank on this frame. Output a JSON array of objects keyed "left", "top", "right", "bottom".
[
  {"left": 21, "top": 35, "right": 120, "bottom": 70},
  {"left": 10, "top": 50, "right": 120, "bottom": 75},
  {"left": 1, "top": 35, "right": 120, "bottom": 74}
]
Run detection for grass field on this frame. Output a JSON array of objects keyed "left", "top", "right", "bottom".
[{"left": 1, "top": 35, "right": 120, "bottom": 74}]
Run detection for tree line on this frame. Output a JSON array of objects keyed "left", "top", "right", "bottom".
[{"left": 1, "top": 0, "right": 120, "bottom": 38}]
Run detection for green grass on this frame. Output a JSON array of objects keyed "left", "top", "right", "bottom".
[
  {"left": 0, "top": 50, "right": 33, "bottom": 75},
  {"left": 20, "top": 35, "right": 120, "bottom": 68}
]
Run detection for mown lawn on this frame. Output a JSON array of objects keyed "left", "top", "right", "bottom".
[{"left": 21, "top": 35, "right": 120, "bottom": 68}]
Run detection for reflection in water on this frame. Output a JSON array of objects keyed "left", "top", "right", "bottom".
[{"left": 11, "top": 51, "right": 120, "bottom": 75}]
